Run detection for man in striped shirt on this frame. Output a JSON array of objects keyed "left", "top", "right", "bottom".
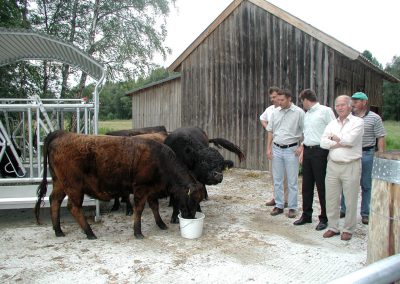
[{"left": 340, "top": 92, "right": 386, "bottom": 225}]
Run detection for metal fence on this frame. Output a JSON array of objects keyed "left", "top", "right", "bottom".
[{"left": 0, "top": 95, "right": 97, "bottom": 210}]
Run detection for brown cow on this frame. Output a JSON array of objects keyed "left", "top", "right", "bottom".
[
  {"left": 34, "top": 130, "right": 204, "bottom": 239},
  {"left": 109, "top": 132, "right": 169, "bottom": 215}
]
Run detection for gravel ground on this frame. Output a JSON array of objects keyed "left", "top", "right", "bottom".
[{"left": 0, "top": 168, "right": 368, "bottom": 284}]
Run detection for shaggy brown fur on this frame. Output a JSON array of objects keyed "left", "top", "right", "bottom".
[{"left": 35, "top": 131, "right": 204, "bottom": 239}]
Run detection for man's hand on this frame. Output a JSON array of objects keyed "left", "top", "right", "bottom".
[{"left": 267, "top": 148, "right": 272, "bottom": 160}]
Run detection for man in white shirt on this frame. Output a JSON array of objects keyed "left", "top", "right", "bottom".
[
  {"left": 320, "top": 95, "right": 364, "bottom": 241},
  {"left": 294, "top": 89, "right": 335, "bottom": 231},
  {"left": 259, "top": 87, "right": 288, "bottom": 207}
]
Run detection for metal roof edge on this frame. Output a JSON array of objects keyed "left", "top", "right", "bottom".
[
  {"left": 356, "top": 55, "right": 399, "bottom": 83},
  {"left": 0, "top": 27, "right": 105, "bottom": 81},
  {"left": 125, "top": 73, "right": 181, "bottom": 96}
]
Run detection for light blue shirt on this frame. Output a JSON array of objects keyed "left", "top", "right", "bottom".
[{"left": 303, "top": 103, "right": 335, "bottom": 146}]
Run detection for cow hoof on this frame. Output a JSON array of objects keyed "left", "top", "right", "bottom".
[
  {"left": 86, "top": 234, "right": 97, "bottom": 240},
  {"left": 126, "top": 210, "right": 133, "bottom": 216},
  {"left": 158, "top": 223, "right": 168, "bottom": 230},
  {"left": 55, "top": 231, "right": 65, "bottom": 237},
  {"left": 170, "top": 218, "right": 179, "bottom": 224},
  {"left": 134, "top": 233, "right": 144, "bottom": 239}
]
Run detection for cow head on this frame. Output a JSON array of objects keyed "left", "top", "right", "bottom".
[
  {"left": 174, "top": 181, "right": 205, "bottom": 219},
  {"left": 192, "top": 148, "right": 233, "bottom": 185}
]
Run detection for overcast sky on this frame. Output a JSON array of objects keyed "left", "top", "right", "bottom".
[{"left": 156, "top": 0, "right": 400, "bottom": 68}]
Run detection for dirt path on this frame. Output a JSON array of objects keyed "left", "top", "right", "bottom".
[{"left": 0, "top": 168, "right": 367, "bottom": 283}]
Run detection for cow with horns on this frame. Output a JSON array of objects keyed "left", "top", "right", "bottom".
[{"left": 107, "top": 126, "right": 245, "bottom": 222}]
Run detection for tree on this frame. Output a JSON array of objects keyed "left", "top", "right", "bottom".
[
  {"left": 383, "top": 56, "right": 400, "bottom": 121},
  {"left": 362, "top": 50, "right": 383, "bottom": 69}
]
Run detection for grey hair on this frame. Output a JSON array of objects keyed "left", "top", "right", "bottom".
[{"left": 335, "top": 95, "right": 352, "bottom": 107}]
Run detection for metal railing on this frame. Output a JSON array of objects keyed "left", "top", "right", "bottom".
[
  {"left": 327, "top": 254, "right": 400, "bottom": 284},
  {"left": 0, "top": 95, "right": 95, "bottom": 184}
]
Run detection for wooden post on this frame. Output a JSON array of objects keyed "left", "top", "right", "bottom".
[{"left": 367, "top": 150, "right": 400, "bottom": 264}]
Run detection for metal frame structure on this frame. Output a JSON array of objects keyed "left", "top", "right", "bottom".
[{"left": 0, "top": 28, "right": 105, "bottom": 216}]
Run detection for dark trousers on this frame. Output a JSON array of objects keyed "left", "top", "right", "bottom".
[{"left": 301, "top": 147, "right": 328, "bottom": 222}]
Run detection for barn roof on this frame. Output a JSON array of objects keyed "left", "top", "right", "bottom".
[
  {"left": 168, "top": 0, "right": 399, "bottom": 83},
  {"left": 0, "top": 28, "right": 105, "bottom": 81},
  {"left": 126, "top": 73, "right": 181, "bottom": 96}
]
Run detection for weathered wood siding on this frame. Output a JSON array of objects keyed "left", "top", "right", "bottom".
[
  {"left": 180, "top": 1, "right": 339, "bottom": 170},
  {"left": 131, "top": 77, "right": 181, "bottom": 131},
  {"left": 334, "top": 53, "right": 384, "bottom": 114}
]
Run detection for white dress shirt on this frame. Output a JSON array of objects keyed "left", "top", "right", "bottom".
[{"left": 320, "top": 113, "right": 364, "bottom": 163}]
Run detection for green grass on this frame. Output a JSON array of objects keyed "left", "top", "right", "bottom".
[
  {"left": 98, "top": 119, "right": 132, "bottom": 134},
  {"left": 384, "top": 120, "right": 400, "bottom": 150},
  {"left": 97, "top": 119, "right": 399, "bottom": 150}
]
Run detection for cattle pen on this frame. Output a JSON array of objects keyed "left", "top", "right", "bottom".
[{"left": 0, "top": 28, "right": 105, "bottom": 216}]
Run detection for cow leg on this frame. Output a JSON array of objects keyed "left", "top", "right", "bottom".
[
  {"left": 133, "top": 195, "right": 146, "bottom": 239},
  {"left": 170, "top": 203, "right": 180, "bottom": 224},
  {"left": 122, "top": 195, "right": 133, "bottom": 216},
  {"left": 148, "top": 198, "right": 167, "bottom": 230},
  {"left": 111, "top": 197, "right": 120, "bottom": 211},
  {"left": 67, "top": 194, "right": 97, "bottom": 240},
  {"left": 49, "top": 184, "right": 66, "bottom": 237}
]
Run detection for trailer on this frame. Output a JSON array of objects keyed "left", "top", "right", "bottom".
[{"left": 0, "top": 28, "right": 105, "bottom": 219}]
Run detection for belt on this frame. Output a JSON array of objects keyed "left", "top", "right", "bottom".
[
  {"left": 304, "top": 145, "right": 320, "bottom": 149},
  {"left": 274, "top": 142, "right": 298, "bottom": 149},
  {"left": 362, "top": 146, "right": 374, "bottom": 151}
]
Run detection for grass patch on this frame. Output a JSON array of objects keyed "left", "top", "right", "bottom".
[
  {"left": 384, "top": 120, "right": 400, "bottom": 150},
  {"left": 98, "top": 119, "right": 132, "bottom": 134}
]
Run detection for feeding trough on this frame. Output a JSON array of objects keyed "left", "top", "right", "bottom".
[{"left": 178, "top": 212, "right": 205, "bottom": 239}]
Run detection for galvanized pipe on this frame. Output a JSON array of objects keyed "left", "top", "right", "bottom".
[{"left": 327, "top": 254, "right": 400, "bottom": 284}]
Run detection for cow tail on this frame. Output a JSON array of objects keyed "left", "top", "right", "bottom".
[
  {"left": 34, "top": 131, "right": 58, "bottom": 224},
  {"left": 208, "top": 138, "right": 246, "bottom": 162}
]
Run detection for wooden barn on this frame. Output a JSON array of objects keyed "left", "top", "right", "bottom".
[{"left": 127, "top": 0, "right": 399, "bottom": 171}]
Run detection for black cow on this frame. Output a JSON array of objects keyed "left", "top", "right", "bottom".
[
  {"left": 35, "top": 131, "right": 204, "bottom": 239},
  {"left": 164, "top": 127, "right": 245, "bottom": 186}
]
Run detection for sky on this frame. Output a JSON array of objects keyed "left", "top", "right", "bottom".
[{"left": 156, "top": 0, "right": 400, "bottom": 68}]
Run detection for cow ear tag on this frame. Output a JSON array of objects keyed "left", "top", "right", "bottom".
[{"left": 187, "top": 188, "right": 191, "bottom": 196}]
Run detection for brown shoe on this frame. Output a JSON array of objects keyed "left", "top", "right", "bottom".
[
  {"left": 361, "top": 216, "right": 369, "bottom": 225},
  {"left": 270, "top": 207, "right": 283, "bottom": 216},
  {"left": 265, "top": 199, "right": 276, "bottom": 206},
  {"left": 323, "top": 230, "right": 340, "bottom": 238},
  {"left": 341, "top": 232, "right": 352, "bottom": 241},
  {"left": 287, "top": 209, "right": 297, "bottom": 218}
]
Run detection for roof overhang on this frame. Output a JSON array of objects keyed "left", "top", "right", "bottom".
[
  {"left": 0, "top": 28, "right": 105, "bottom": 81},
  {"left": 168, "top": 0, "right": 399, "bottom": 83}
]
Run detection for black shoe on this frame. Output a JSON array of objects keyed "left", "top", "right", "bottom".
[
  {"left": 293, "top": 215, "right": 312, "bottom": 225},
  {"left": 340, "top": 211, "right": 345, "bottom": 218},
  {"left": 270, "top": 207, "right": 284, "bottom": 216},
  {"left": 315, "top": 221, "right": 328, "bottom": 231},
  {"left": 362, "top": 216, "right": 369, "bottom": 225}
]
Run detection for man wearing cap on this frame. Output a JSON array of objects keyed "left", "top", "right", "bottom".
[{"left": 340, "top": 92, "right": 386, "bottom": 225}]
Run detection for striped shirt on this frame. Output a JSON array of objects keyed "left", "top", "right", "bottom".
[{"left": 360, "top": 111, "right": 386, "bottom": 147}]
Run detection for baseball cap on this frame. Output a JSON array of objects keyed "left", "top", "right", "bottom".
[{"left": 352, "top": 92, "right": 368, "bottom": 100}]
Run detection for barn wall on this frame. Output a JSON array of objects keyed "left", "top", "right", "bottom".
[
  {"left": 131, "top": 78, "right": 182, "bottom": 131},
  {"left": 334, "top": 53, "right": 384, "bottom": 114},
  {"left": 180, "top": 1, "right": 338, "bottom": 170}
]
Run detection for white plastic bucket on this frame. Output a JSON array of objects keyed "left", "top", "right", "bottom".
[{"left": 178, "top": 212, "right": 205, "bottom": 239}]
